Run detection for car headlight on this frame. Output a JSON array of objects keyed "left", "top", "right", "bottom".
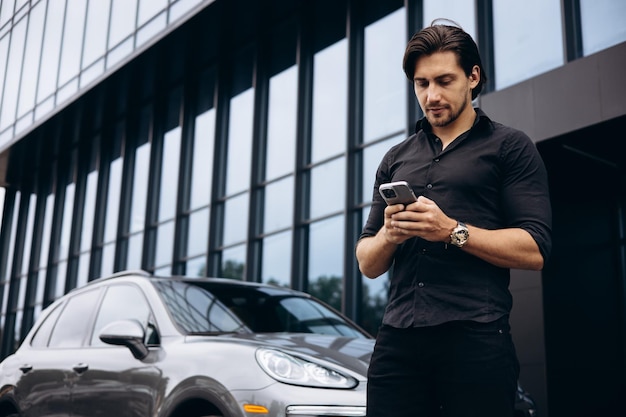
[{"left": 255, "top": 348, "right": 358, "bottom": 389}]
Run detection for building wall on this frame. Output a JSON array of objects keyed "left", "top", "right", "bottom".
[{"left": 1, "top": 1, "right": 626, "bottom": 416}]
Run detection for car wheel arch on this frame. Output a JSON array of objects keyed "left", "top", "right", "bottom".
[{"left": 159, "top": 381, "right": 241, "bottom": 417}]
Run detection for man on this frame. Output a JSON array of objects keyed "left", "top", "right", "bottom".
[{"left": 356, "top": 20, "right": 552, "bottom": 417}]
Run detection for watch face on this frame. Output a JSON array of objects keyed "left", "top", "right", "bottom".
[{"left": 451, "top": 225, "right": 469, "bottom": 246}]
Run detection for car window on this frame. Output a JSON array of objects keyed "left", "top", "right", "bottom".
[
  {"left": 90, "top": 284, "right": 153, "bottom": 346},
  {"left": 154, "top": 281, "right": 245, "bottom": 333},
  {"left": 47, "top": 288, "right": 102, "bottom": 348},
  {"left": 30, "top": 302, "right": 64, "bottom": 348}
]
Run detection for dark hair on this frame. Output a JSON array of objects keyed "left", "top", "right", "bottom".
[{"left": 402, "top": 19, "right": 487, "bottom": 100}]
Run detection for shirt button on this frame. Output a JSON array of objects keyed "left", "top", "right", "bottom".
[
  {"left": 418, "top": 282, "right": 425, "bottom": 288},
  {"left": 434, "top": 158, "right": 440, "bottom": 162},
  {"left": 426, "top": 184, "right": 433, "bottom": 189}
]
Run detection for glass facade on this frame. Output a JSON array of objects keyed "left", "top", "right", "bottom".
[{"left": 0, "top": 4, "right": 625, "bottom": 414}]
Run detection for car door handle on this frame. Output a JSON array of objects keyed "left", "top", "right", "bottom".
[
  {"left": 73, "top": 363, "right": 89, "bottom": 374},
  {"left": 19, "top": 364, "right": 33, "bottom": 373}
]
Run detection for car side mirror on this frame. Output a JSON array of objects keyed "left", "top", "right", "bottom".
[{"left": 99, "top": 319, "right": 149, "bottom": 360}]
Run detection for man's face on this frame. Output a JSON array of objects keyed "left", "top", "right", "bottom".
[{"left": 412, "top": 51, "right": 479, "bottom": 128}]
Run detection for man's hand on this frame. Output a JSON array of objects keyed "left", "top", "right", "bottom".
[{"left": 387, "top": 196, "right": 457, "bottom": 243}]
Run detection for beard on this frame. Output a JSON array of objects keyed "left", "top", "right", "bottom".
[{"left": 425, "top": 94, "right": 469, "bottom": 128}]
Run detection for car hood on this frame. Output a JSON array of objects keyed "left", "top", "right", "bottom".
[{"left": 187, "top": 333, "right": 374, "bottom": 377}]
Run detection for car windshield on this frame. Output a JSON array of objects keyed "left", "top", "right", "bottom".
[{"left": 152, "top": 280, "right": 368, "bottom": 338}]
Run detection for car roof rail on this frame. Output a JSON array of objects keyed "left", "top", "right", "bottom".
[{"left": 87, "top": 269, "right": 152, "bottom": 285}]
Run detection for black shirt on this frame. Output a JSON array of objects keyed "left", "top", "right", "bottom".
[{"left": 359, "top": 108, "right": 552, "bottom": 328}]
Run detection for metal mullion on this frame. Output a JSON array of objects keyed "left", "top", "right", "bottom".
[{"left": 562, "top": 0, "right": 583, "bottom": 62}]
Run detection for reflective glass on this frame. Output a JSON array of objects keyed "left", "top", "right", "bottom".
[
  {"left": 55, "top": 260, "right": 67, "bottom": 297},
  {"left": 226, "top": 89, "right": 254, "bottom": 195},
  {"left": 308, "top": 216, "right": 344, "bottom": 307},
  {"left": 58, "top": 0, "right": 87, "bottom": 87},
  {"left": 262, "top": 231, "right": 292, "bottom": 287},
  {"left": 136, "top": 11, "right": 166, "bottom": 47},
  {"left": 0, "top": 1, "right": 14, "bottom": 28},
  {"left": 82, "top": 0, "right": 111, "bottom": 69},
  {"left": 127, "top": 232, "right": 143, "bottom": 270},
  {"left": 138, "top": 0, "right": 167, "bottom": 26},
  {"left": 190, "top": 108, "right": 215, "bottom": 209},
  {"left": 266, "top": 66, "right": 297, "bottom": 180},
  {"left": 580, "top": 0, "right": 626, "bottom": 55},
  {"left": 361, "top": 135, "right": 405, "bottom": 203},
  {"left": 423, "top": 1, "right": 476, "bottom": 39},
  {"left": 20, "top": 194, "right": 36, "bottom": 275},
  {"left": 158, "top": 126, "right": 181, "bottom": 221},
  {"left": 130, "top": 139, "right": 151, "bottom": 233},
  {"left": 187, "top": 208, "right": 209, "bottom": 257},
  {"left": 155, "top": 220, "right": 175, "bottom": 267},
  {"left": 104, "top": 157, "right": 123, "bottom": 243},
  {"left": 186, "top": 255, "right": 205, "bottom": 277},
  {"left": 311, "top": 39, "right": 347, "bottom": 162},
  {"left": 264, "top": 176, "right": 294, "bottom": 233},
  {"left": 17, "top": 0, "right": 45, "bottom": 118},
  {"left": 2, "top": 191, "right": 19, "bottom": 279},
  {"left": 0, "top": 36, "right": 9, "bottom": 121},
  {"left": 101, "top": 242, "right": 115, "bottom": 276},
  {"left": 493, "top": 0, "right": 563, "bottom": 90},
  {"left": 59, "top": 183, "right": 75, "bottom": 260},
  {"left": 309, "top": 158, "right": 345, "bottom": 219},
  {"left": 0, "top": 16, "right": 26, "bottom": 130},
  {"left": 37, "top": 0, "right": 65, "bottom": 102},
  {"left": 221, "top": 244, "right": 246, "bottom": 280},
  {"left": 77, "top": 252, "right": 89, "bottom": 288},
  {"left": 169, "top": 0, "right": 202, "bottom": 23},
  {"left": 108, "top": 0, "right": 138, "bottom": 48},
  {"left": 223, "top": 193, "right": 249, "bottom": 246},
  {"left": 80, "top": 170, "right": 98, "bottom": 252},
  {"left": 39, "top": 193, "right": 55, "bottom": 268},
  {"left": 364, "top": 8, "right": 407, "bottom": 142}
]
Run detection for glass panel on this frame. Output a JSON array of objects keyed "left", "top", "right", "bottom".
[
  {"left": 264, "top": 176, "right": 294, "bottom": 233},
  {"left": 136, "top": 11, "right": 166, "bottom": 47},
  {"left": 3, "top": 191, "right": 20, "bottom": 278},
  {"left": 186, "top": 255, "right": 205, "bottom": 277},
  {"left": 0, "top": 16, "right": 26, "bottom": 130},
  {"left": 0, "top": 36, "right": 9, "bottom": 123},
  {"left": 55, "top": 260, "right": 67, "bottom": 297},
  {"left": 80, "top": 170, "right": 98, "bottom": 252},
  {"left": 309, "top": 158, "right": 345, "bottom": 219},
  {"left": 423, "top": 1, "right": 476, "bottom": 39},
  {"left": 311, "top": 39, "right": 347, "bottom": 163},
  {"left": 308, "top": 216, "right": 344, "bottom": 310},
  {"left": 221, "top": 244, "right": 246, "bottom": 280},
  {"left": 363, "top": 8, "right": 407, "bottom": 143},
  {"left": 82, "top": 0, "right": 111, "bottom": 69},
  {"left": 127, "top": 232, "right": 143, "bottom": 270},
  {"left": 169, "top": 0, "right": 202, "bottom": 23},
  {"left": 223, "top": 193, "right": 249, "bottom": 246},
  {"left": 361, "top": 135, "right": 405, "bottom": 203},
  {"left": 226, "top": 89, "right": 254, "bottom": 195},
  {"left": 37, "top": 0, "right": 65, "bottom": 102},
  {"left": 76, "top": 252, "right": 89, "bottom": 288},
  {"left": 130, "top": 141, "right": 151, "bottom": 233},
  {"left": 0, "top": 1, "right": 15, "bottom": 27},
  {"left": 155, "top": 220, "right": 175, "bottom": 267},
  {"left": 59, "top": 183, "right": 75, "bottom": 261},
  {"left": 39, "top": 193, "right": 55, "bottom": 268},
  {"left": 48, "top": 288, "right": 101, "bottom": 348},
  {"left": 158, "top": 126, "right": 181, "bottom": 221},
  {"left": 17, "top": 0, "right": 45, "bottom": 118},
  {"left": 187, "top": 208, "right": 209, "bottom": 257},
  {"left": 20, "top": 194, "right": 36, "bottom": 275},
  {"left": 262, "top": 231, "right": 292, "bottom": 287},
  {"left": 101, "top": 242, "right": 115, "bottom": 276},
  {"left": 58, "top": 0, "right": 87, "bottom": 87},
  {"left": 108, "top": 0, "right": 138, "bottom": 48},
  {"left": 138, "top": 0, "right": 167, "bottom": 26},
  {"left": 493, "top": 0, "right": 563, "bottom": 90},
  {"left": 266, "top": 66, "right": 297, "bottom": 180},
  {"left": 104, "top": 157, "right": 123, "bottom": 243},
  {"left": 580, "top": 0, "right": 626, "bottom": 55},
  {"left": 190, "top": 108, "right": 215, "bottom": 209}
]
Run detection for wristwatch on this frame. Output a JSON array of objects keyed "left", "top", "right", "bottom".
[{"left": 449, "top": 221, "right": 469, "bottom": 247}]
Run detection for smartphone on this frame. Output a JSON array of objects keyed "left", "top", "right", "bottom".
[{"left": 379, "top": 181, "right": 418, "bottom": 205}]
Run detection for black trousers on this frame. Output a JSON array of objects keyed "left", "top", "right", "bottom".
[{"left": 366, "top": 316, "right": 520, "bottom": 417}]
